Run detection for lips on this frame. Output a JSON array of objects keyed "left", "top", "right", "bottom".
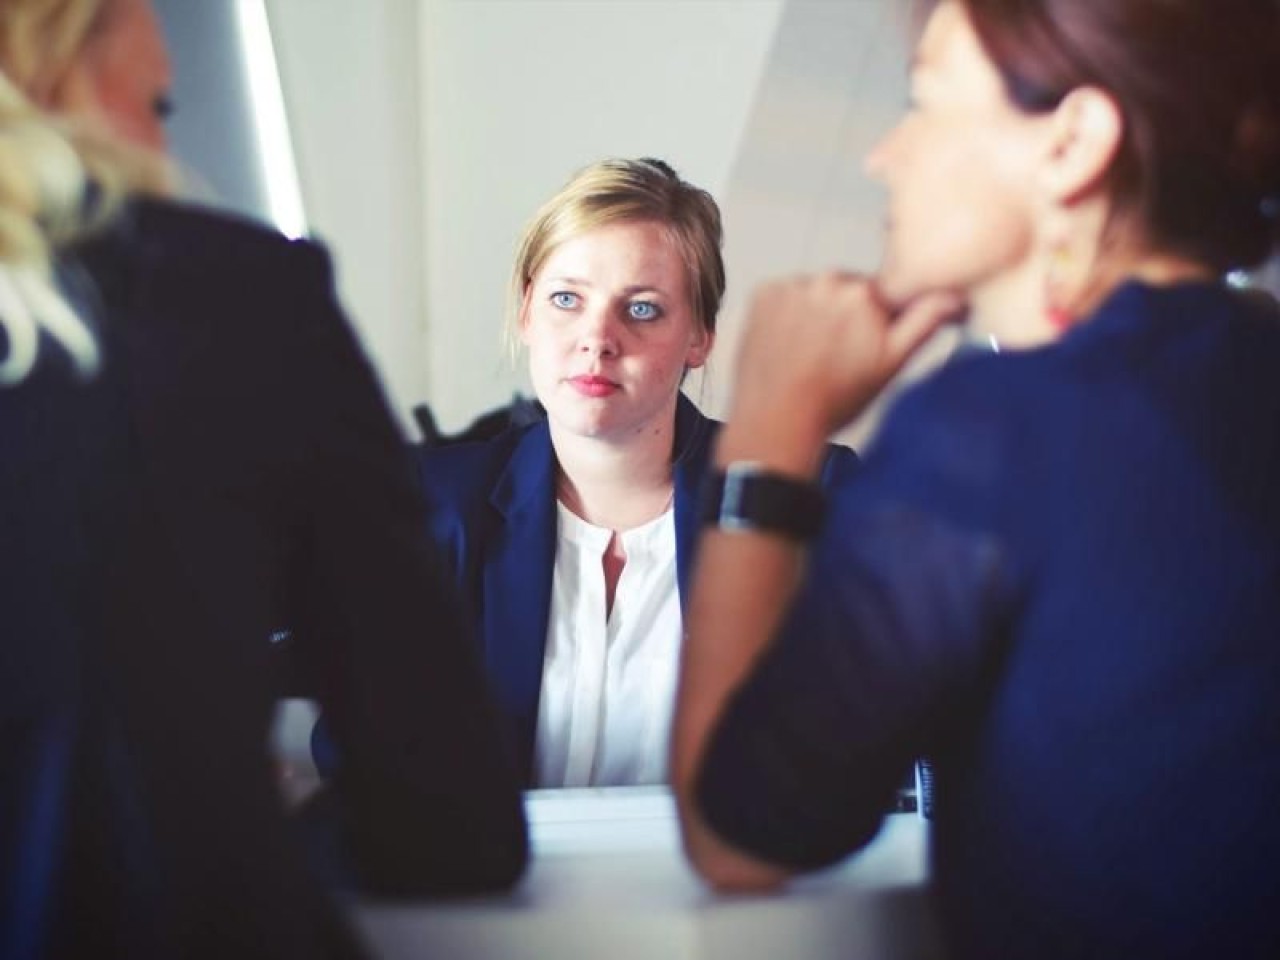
[{"left": 567, "top": 374, "right": 620, "bottom": 398}]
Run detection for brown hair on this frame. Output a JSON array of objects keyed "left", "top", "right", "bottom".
[
  {"left": 959, "top": 0, "right": 1280, "bottom": 272},
  {"left": 510, "top": 157, "right": 725, "bottom": 342}
]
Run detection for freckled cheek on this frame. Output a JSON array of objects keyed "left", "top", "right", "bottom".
[{"left": 641, "top": 350, "right": 693, "bottom": 388}]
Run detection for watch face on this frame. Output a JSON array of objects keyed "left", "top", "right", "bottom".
[{"left": 703, "top": 465, "right": 826, "bottom": 541}]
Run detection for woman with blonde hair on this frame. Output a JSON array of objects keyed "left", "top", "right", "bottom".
[
  {"left": 676, "top": 0, "right": 1280, "bottom": 956},
  {"left": 1, "top": 2, "right": 525, "bottom": 958},
  {"left": 412, "top": 156, "right": 857, "bottom": 788}
]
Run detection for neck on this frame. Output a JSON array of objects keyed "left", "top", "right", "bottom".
[
  {"left": 1065, "top": 249, "right": 1215, "bottom": 323},
  {"left": 969, "top": 241, "right": 1215, "bottom": 350},
  {"left": 1122, "top": 254, "right": 1215, "bottom": 291},
  {"left": 551, "top": 416, "right": 677, "bottom": 532},
  {"left": 968, "top": 257, "right": 1051, "bottom": 348}
]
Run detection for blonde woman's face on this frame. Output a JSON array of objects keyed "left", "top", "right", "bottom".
[
  {"left": 521, "top": 220, "right": 711, "bottom": 444},
  {"left": 68, "top": 0, "right": 172, "bottom": 150}
]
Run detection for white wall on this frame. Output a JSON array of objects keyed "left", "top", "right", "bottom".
[
  {"left": 155, "top": 0, "right": 269, "bottom": 223},
  {"left": 267, "top": 0, "right": 430, "bottom": 434}
]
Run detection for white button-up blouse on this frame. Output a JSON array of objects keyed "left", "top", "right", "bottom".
[{"left": 532, "top": 501, "right": 682, "bottom": 788}]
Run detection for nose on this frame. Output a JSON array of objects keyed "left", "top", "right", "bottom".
[{"left": 576, "top": 302, "right": 620, "bottom": 357}]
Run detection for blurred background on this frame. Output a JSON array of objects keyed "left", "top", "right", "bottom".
[{"left": 155, "top": 0, "right": 1280, "bottom": 447}]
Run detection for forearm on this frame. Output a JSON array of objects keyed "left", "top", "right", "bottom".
[
  {"left": 672, "top": 419, "right": 827, "bottom": 890},
  {"left": 673, "top": 275, "right": 955, "bottom": 889}
]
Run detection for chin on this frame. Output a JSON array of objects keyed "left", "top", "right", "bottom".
[
  {"left": 872, "top": 268, "right": 921, "bottom": 313},
  {"left": 546, "top": 403, "right": 616, "bottom": 440},
  {"left": 877, "top": 258, "right": 973, "bottom": 314}
]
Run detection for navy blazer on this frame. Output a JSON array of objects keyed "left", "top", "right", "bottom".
[
  {"left": 695, "top": 281, "right": 1280, "bottom": 959},
  {"left": 1, "top": 199, "right": 525, "bottom": 960},
  {"left": 415, "top": 393, "right": 859, "bottom": 784}
]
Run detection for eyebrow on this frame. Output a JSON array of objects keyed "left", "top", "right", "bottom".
[{"left": 542, "top": 276, "right": 669, "bottom": 297}]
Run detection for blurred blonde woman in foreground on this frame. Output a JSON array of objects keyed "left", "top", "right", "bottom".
[{"left": 1, "top": 2, "right": 525, "bottom": 958}]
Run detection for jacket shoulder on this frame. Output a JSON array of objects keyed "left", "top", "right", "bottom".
[
  {"left": 78, "top": 198, "right": 334, "bottom": 299},
  {"left": 413, "top": 426, "right": 532, "bottom": 511},
  {"left": 133, "top": 198, "right": 321, "bottom": 261},
  {"left": 70, "top": 198, "right": 346, "bottom": 351}
]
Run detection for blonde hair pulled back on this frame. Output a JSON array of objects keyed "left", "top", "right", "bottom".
[{"left": 508, "top": 157, "right": 725, "bottom": 354}]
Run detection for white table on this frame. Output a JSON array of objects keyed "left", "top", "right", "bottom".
[{"left": 352, "top": 787, "right": 943, "bottom": 960}]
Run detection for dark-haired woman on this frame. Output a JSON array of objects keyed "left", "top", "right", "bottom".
[{"left": 674, "top": 1, "right": 1280, "bottom": 957}]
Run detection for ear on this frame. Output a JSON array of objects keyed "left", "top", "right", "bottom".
[
  {"left": 684, "top": 325, "right": 714, "bottom": 370},
  {"left": 1040, "top": 86, "right": 1125, "bottom": 205}
]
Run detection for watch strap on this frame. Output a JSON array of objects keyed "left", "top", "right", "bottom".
[{"left": 700, "top": 461, "right": 826, "bottom": 541}]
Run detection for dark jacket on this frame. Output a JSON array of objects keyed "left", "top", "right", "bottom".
[
  {"left": 0, "top": 199, "right": 526, "bottom": 960},
  {"left": 696, "top": 280, "right": 1280, "bottom": 960},
  {"left": 415, "top": 393, "right": 859, "bottom": 784}
]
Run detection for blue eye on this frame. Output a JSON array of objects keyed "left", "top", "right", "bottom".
[
  {"left": 628, "top": 301, "right": 661, "bottom": 321},
  {"left": 550, "top": 291, "right": 579, "bottom": 309}
]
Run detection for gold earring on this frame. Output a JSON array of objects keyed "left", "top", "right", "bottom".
[{"left": 1043, "top": 243, "right": 1078, "bottom": 331}]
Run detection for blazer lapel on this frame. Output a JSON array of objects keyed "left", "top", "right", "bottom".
[
  {"left": 671, "top": 394, "right": 717, "bottom": 612},
  {"left": 483, "top": 422, "right": 558, "bottom": 783}
]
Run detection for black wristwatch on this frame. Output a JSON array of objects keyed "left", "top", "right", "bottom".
[{"left": 700, "top": 461, "right": 826, "bottom": 542}]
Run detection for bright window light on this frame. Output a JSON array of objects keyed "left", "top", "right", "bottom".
[{"left": 235, "top": 0, "right": 307, "bottom": 239}]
